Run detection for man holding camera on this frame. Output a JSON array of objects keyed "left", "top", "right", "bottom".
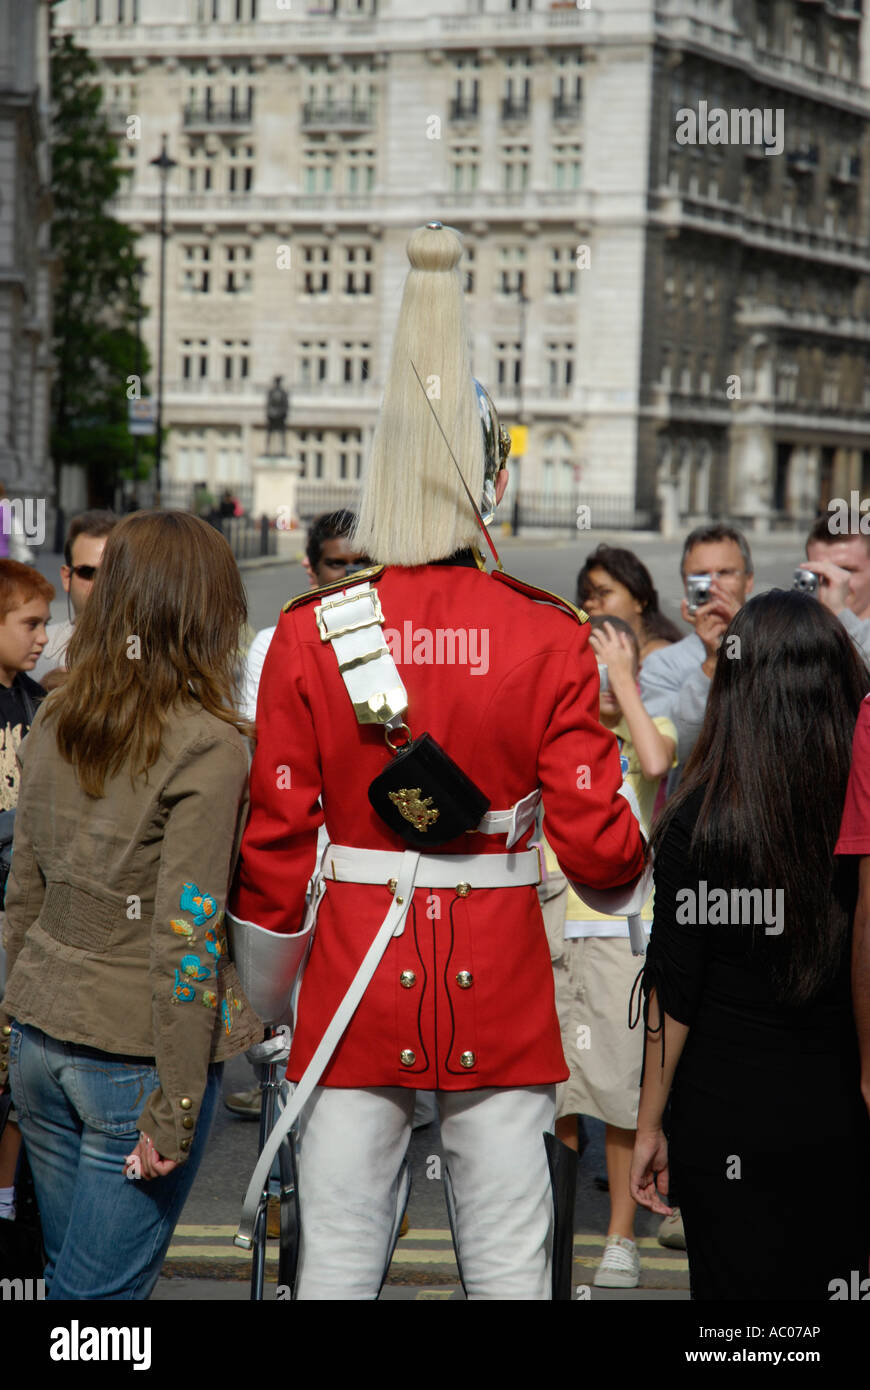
[
  {"left": 801, "top": 517, "right": 870, "bottom": 661},
  {"left": 640, "top": 525, "right": 755, "bottom": 774}
]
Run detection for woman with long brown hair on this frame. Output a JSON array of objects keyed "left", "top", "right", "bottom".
[{"left": 0, "top": 511, "right": 261, "bottom": 1299}]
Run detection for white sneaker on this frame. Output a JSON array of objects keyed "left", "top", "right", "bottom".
[{"left": 593, "top": 1234, "right": 640, "bottom": 1288}]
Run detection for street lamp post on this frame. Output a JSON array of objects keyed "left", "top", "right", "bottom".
[
  {"left": 512, "top": 288, "right": 529, "bottom": 535},
  {"left": 131, "top": 257, "right": 145, "bottom": 508},
  {"left": 149, "top": 135, "right": 178, "bottom": 507}
]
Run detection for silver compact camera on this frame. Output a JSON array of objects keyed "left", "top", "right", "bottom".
[
  {"left": 686, "top": 572, "right": 713, "bottom": 614},
  {"left": 792, "top": 568, "right": 819, "bottom": 596},
  {"left": 596, "top": 662, "right": 610, "bottom": 694}
]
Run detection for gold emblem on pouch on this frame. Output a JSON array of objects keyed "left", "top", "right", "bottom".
[{"left": 388, "top": 787, "right": 440, "bottom": 832}]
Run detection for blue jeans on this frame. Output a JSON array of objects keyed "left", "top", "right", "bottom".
[{"left": 8, "top": 1022, "right": 221, "bottom": 1300}]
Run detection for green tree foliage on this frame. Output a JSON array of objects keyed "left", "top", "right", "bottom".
[{"left": 50, "top": 32, "right": 153, "bottom": 503}]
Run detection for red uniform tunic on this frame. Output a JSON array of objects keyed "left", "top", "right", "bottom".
[{"left": 230, "top": 556, "right": 645, "bottom": 1090}]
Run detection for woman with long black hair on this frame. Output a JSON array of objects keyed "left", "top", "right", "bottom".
[{"left": 630, "top": 589, "right": 870, "bottom": 1299}]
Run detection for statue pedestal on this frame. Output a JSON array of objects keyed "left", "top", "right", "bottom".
[{"left": 252, "top": 455, "right": 301, "bottom": 533}]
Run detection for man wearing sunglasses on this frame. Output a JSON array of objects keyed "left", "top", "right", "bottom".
[{"left": 33, "top": 510, "right": 117, "bottom": 689}]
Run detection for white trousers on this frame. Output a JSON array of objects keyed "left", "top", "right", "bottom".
[{"left": 294, "top": 1084, "right": 556, "bottom": 1301}]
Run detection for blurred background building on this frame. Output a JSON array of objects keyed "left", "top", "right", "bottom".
[
  {"left": 0, "top": 0, "right": 53, "bottom": 504},
  {"left": 50, "top": 0, "right": 870, "bottom": 533}
]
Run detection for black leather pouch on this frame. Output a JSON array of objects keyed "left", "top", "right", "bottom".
[{"left": 368, "top": 732, "right": 490, "bottom": 847}]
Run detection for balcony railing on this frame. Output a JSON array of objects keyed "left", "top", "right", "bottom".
[
  {"left": 501, "top": 98, "right": 530, "bottom": 122},
  {"left": 183, "top": 101, "right": 253, "bottom": 128},
  {"left": 301, "top": 101, "right": 374, "bottom": 130},
  {"left": 552, "top": 97, "right": 581, "bottom": 121},
  {"left": 787, "top": 146, "right": 819, "bottom": 172},
  {"left": 448, "top": 97, "right": 479, "bottom": 122}
]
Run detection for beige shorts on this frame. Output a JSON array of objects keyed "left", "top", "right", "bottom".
[{"left": 540, "top": 888, "right": 645, "bottom": 1130}]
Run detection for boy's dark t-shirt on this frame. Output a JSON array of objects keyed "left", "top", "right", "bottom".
[{"left": 0, "top": 672, "right": 44, "bottom": 812}]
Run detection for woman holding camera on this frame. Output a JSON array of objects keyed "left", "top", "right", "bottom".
[
  {"left": 630, "top": 590, "right": 870, "bottom": 1299},
  {"left": 0, "top": 511, "right": 261, "bottom": 1299}
]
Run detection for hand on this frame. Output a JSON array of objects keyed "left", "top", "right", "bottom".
[
  {"left": 124, "top": 1132, "right": 179, "bottom": 1181},
  {"left": 629, "top": 1127, "right": 674, "bottom": 1216},
  {"left": 588, "top": 621, "right": 636, "bottom": 688},
  {"left": 799, "top": 559, "right": 850, "bottom": 615}
]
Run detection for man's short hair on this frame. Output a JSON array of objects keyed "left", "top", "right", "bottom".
[
  {"left": 0, "top": 559, "right": 55, "bottom": 619},
  {"left": 305, "top": 510, "right": 356, "bottom": 570},
  {"left": 63, "top": 509, "right": 118, "bottom": 567},
  {"left": 680, "top": 524, "right": 754, "bottom": 578},
  {"left": 805, "top": 513, "right": 870, "bottom": 554}
]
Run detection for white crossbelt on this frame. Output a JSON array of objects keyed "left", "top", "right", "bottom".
[{"left": 233, "top": 843, "right": 541, "bottom": 1249}]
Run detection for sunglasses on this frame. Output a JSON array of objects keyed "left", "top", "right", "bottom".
[{"left": 69, "top": 564, "right": 100, "bottom": 581}]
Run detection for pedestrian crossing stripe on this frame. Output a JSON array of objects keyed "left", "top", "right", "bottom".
[{"left": 166, "top": 1226, "right": 687, "bottom": 1272}]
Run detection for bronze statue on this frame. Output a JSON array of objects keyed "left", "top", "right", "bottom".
[{"left": 266, "top": 375, "right": 289, "bottom": 456}]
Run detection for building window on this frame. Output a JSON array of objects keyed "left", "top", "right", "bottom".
[
  {"left": 822, "top": 364, "right": 840, "bottom": 407},
  {"left": 495, "top": 341, "right": 522, "bottom": 389},
  {"left": 343, "top": 244, "right": 373, "bottom": 296},
  {"left": 299, "top": 341, "right": 329, "bottom": 385},
  {"left": 302, "top": 245, "right": 330, "bottom": 295},
  {"left": 304, "top": 146, "right": 338, "bottom": 194},
  {"left": 181, "top": 244, "right": 211, "bottom": 294},
  {"left": 501, "top": 143, "right": 530, "bottom": 192},
  {"left": 464, "top": 244, "right": 475, "bottom": 295},
  {"left": 552, "top": 142, "right": 582, "bottom": 190},
  {"left": 227, "top": 143, "right": 254, "bottom": 193},
  {"left": 181, "top": 338, "right": 209, "bottom": 381},
  {"left": 549, "top": 246, "right": 576, "bottom": 296},
  {"left": 776, "top": 360, "right": 799, "bottom": 403},
  {"left": 541, "top": 433, "right": 575, "bottom": 495},
  {"left": 450, "top": 56, "right": 480, "bottom": 120},
  {"left": 346, "top": 147, "right": 376, "bottom": 194},
  {"left": 501, "top": 54, "right": 531, "bottom": 120},
  {"left": 297, "top": 430, "right": 325, "bottom": 480},
  {"left": 341, "top": 341, "right": 371, "bottom": 385},
  {"left": 553, "top": 51, "right": 582, "bottom": 118},
  {"left": 659, "top": 346, "right": 672, "bottom": 390},
  {"left": 186, "top": 140, "right": 217, "bottom": 193},
  {"left": 449, "top": 144, "right": 480, "bottom": 192},
  {"left": 221, "top": 339, "right": 250, "bottom": 382},
  {"left": 545, "top": 341, "right": 574, "bottom": 395},
  {"left": 497, "top": 246, "right": 526, "bottom": 297},
  {"left": 338, "top": 429, "right": 363, "bottom": 480},
  {"left": 223, "top": 243, "right": 252, "bottom": 294}
]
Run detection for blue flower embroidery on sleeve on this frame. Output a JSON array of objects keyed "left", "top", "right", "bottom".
[
  {"left": 179, "top": 882, "right": 218, "bottom": 927},
  {"left": 180, "top": 953, "right": 211, "bottom": 982},
  {"left": 172, "top": 970, "right": 196, "bottom": 1004}
]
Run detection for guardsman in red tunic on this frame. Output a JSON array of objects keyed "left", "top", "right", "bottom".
[{"left": 228, "top": 224, "right": 646, "bottom": 1300}]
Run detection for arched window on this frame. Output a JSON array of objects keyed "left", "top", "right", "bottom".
[{"left": 541, "top": 432, "right": 576, "bottom": 495}]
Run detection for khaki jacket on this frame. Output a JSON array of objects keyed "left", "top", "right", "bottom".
[{"left": 0, "top": 702, "right": 262, "bottom": 1162}]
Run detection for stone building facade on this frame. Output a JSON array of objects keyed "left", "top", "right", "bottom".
[
  {"left": 52, "top": 0, "right": 870, "bottom": 530},
  {"left": 0, "top": 0, "right": 54, "bottom": 509}
]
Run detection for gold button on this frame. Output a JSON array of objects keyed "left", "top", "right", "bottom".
[
  {"left": 400, "top": 971, "right": 417, "bottom": 989},
  {"left": 455, "top": 882, "right": 471, "bottom": 898},
  {"left": 460, "top": 1050, "right": 476, "bottom": 1068},
  {"left": 179, "top": 1097, "right": 192, "bottom": 1111},
  {"left": 400, "top": 1049, "right": 416, "bottom": 1066},
  {"left": 456, "top": 971, "right": 473, "bottom": 989},
  {"left": 395, "top": 895, "right": 404, "bottom": 906},
  {"left": 182, "top": 1115, "right": 195, "bottom": 1130},
  {"left": 387, "top": 878, "right": 397, "bottom": 894},
  {"left": 0, "top": 1043, "right": 8, "bottom": 1054},
  {"left": 179, "top": 1137, "right": 192, "bottom": 1152},
  {"left": 1, "top": 1025, "right": 11, "bottom": 1036}
]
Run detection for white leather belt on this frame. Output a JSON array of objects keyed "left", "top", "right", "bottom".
[{"left": 324, "top": 844, "right": 542, "bottom": 890}]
